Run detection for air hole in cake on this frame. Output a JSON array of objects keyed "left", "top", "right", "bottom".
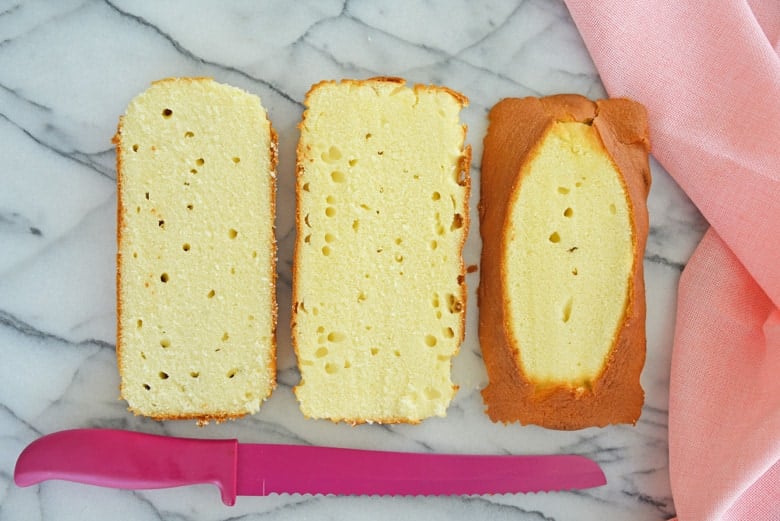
[
  {"left": 158, "top": 220, "right": 165, "bottom": 228},
  {"left": 425, "top": 335, "right": 437, "bottom": 347},
  {"left": 302, "top": 182, "right": 310, "bottom": 192},
  {"left": 190, "top": 169, "right": 197, "bottom": 174},
  {"left": 228, "top": 228, "right": 238, "bottom": 239},
  {"left": 182, "top": 243, "right": 190, "bottom": 251},
  {"left": 432, "top": 293, "right": 440, "bottom": 308},
  {"left": 377, "top": 150, "right": 384, "bottom": 156},
  {"left": 184, "top": 131, "right": 194, "bottom": 138},
  {"left": 349, "top": 158, "right": 358, "bottom": 167},
  {"left": 394, "top": 350, "right": 402, "bottom": 357},
  {"left": 140, "top": 352, "right": 146, "bottom": 360},
  {"left": 324, "top": 233, "right": 335, "bottom": 243},
  {"left": 432, "top": 191, "right": 441, "bottom": 201},
  {"left": 162, "top": 108, "right": 172, "bottom": 118},
  {"left": 187, "top": 204, "right": 194, "bottom": 210},
  {"left": 304, "top": 214, "right": 311, "bottom": 227},
  {"left": 323, "top": 146, "right": 342, "bottom": 162},
  {"left": 145, "top": 192, "right": 150, "bottom": 200},
  {"left": 133, "top": 252, "right": 138, "bottom": 258},
  {"left": 195, "top": 158, "right": 205, "bottom": 166},
  {"left": 232, "top": 157, "right": 240, "bottom": 164},
  {"left": 365, "top": 133, "right": 372, "bottom": 140},
  {"left": 321, "top": 246, "right": 331, "bottom": 256},
  {"left": 159, "top": 371, "right": 169, "bottom": 380},
  {"left": 207, "top": 289, "right": 216, "bottom": 298},
  {"left": 558, "top": 186, "right": 570, "bottom": 194},
  {"left": 562, "top": 297, "right": 573, "bottom": 323},
  {"left": 436, "top": 224, "right": 446, "bottom": 236},
  {"left": 325, "top": 207, "right": 336, "bottom": 217},
  {"left": 549, "top": 232, "right": 561, "bottom": 243},
  {"left": 132, "top": 144, "right": 139, "bottom": 152},
  {"left": 160, "top": 273, "right": 169, "bottom": 283},
  {"left": 564, "top": 207, "right": 574, "bottom": 218},
  {"left": 315, "top": 347, "right": 328, "bottom": 358},
  {"left": 575, "top": 181, "right": 583, "bottom": 188},
  {"left": 143, "top": 383, "right": 151, "bottom": 390},
  {"left": 190, "top": 371, "right": 199, "bottom": 378},
  {"left": 137, "top": 319, "right": 143, "bottom": 328},
  {"left": 446, "top": 293, "right": 462, "bottom": 313},
  {"left": 443, "top": 327, "right": 454, "bottom": 338},
  {"left": 304, "top": 234, "right": 311, "bottom": 244},
  {"left": 227, "top": 369, "right": 238, "bottom": 379},
  {"left": 325, "top": 363, "right": 338, "bottom": 375},
  {"left": 316, "top": 326, "right": 325, "bottom": 333},
  {"left": 327, "top": 331, "right": 346, "bottom": 342},
  {"left": 331, "top": 170, "right": 345, "bottom": 183},
  {"left": 413, "top": 174, "right": 420, "bottom": 180},
  {"left": 352, "top": 220, "right": 360, "bottom": 232},
  {"left": 344, "top": 360, "right": 351, "bottom": 369},
  {"left": 457, "top": 169, "right": 468, "bottom": 186},
  {"left": 370, "top": 347, "right": 379, "bottom": 356},
  {"left": 572, "top": 267, "right": 579, "bottom": 276},
  {"left": 230, "top": 267, "right": 236, "bottom": 275},
  {"left": 222, "top": 332, "right": 229, "bottom": 342},
  {"left": 326, "top": 195, "right": 336, "bottom": 204},
  {"left": 160, "top": 338, "right": 171, "bottom": 348},
  {"left": 395, "top": 254, "right": 404, "bottom": 263},
  {"left": 357, "top": 291, "right": 367, "bottom": 302},
  {"left": 395, "top": 237, "right": 403, "bottom": 245},
  {"left": 609, "top": 203, "right": 617, "bottom": 215},
  {"left": 430, "top": 240, "right": 438, "bottom": 250},
  {"left": 451, "top": 213, "right": 464, "bottom": 231},
  {"left": 136, "top": 206, "right": 141, "bottom": 213},
  {"left": 252, "top": 250, "right": 257, "bottom": 258}
]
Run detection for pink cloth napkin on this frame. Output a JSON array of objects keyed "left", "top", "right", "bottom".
[{"left": 562, "top": 1, "right": 780, "bottom": 520}]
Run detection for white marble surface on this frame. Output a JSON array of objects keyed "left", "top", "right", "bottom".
[{"left": 0, "top": 1, "right": 707, "bottom": 519}]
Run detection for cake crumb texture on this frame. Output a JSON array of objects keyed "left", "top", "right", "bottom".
[
  {"left": 115, "top": 77, "right": 277, "bottom": 423},
  {"left": 292, "top": 77, "right": 470, "bottom": 424}
]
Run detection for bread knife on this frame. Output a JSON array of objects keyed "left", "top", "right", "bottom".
[{"left": 14, "top": 429, "right": 605, "bottom": 504}]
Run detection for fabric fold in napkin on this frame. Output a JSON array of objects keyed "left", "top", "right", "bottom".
[{"left": 562, "top": 1, "right": 780, "bottom": 520}]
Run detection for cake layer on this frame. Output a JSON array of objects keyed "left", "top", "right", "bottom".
[
  {"left": 505, "top": 120, "right": 633, "bottom": 385},
  {"left": 292, "top": 77, "right": 470, "bottom": 424},
  {"left": 479, "top": 94, "right": 650, "bottom": 429},
  {"left": 115, "top": 77, "right": 277, "bottom": 423}
]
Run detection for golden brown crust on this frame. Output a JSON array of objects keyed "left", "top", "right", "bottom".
[
  {"left": 291, "top": 77, "right": 470, "bottom": 424},
  {"left": 478, "top": 94, "right": 651, "bottom": 429},
  {"left": 114, "top": 77, "right": 278, "bottom": 424}
]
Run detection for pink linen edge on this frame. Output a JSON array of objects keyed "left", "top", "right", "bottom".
[{"left": 562, "top": 1, "right": 780, "bottom": 520}]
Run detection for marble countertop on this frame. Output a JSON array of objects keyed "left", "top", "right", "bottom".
[{"left": 0, "top": 1, "right": 707, "bottom": 519}]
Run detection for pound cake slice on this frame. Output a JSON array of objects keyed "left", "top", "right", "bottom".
[
  {"left": 115, "top": 77, "right": 277, "bottom": 423},
  {"left": 479, "top": 94, "right": 651, "bottom": 429},
  {"left": 292, "top": 77, "right": 470, "bottom": 423}
]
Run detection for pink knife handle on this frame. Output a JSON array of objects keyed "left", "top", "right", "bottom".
[{"left": 14, "top": 429, "right": 239, "bottom": 505}]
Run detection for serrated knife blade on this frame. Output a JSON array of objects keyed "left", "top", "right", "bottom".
[{"left": 14, "top": 429, "right": 605, "bottom": 505}]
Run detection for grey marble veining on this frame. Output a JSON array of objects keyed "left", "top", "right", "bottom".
[{"left": 0, "top": 1, "right": 706, "bottom": 519}]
